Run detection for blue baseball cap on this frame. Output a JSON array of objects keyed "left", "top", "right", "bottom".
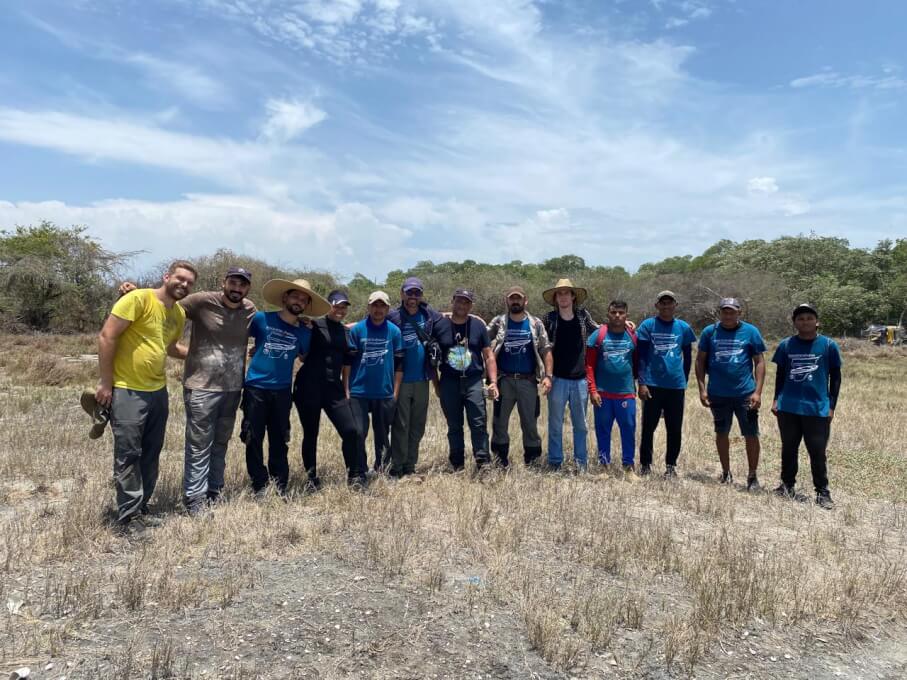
[
  {"left": 402, "top": 276, "right": 424, "bottom": 293},
  {"left": 328, "top": 290, "right": 351, "bottom": 306},
  {"left": 225, "top": 266, "right": 252, "bottom": 282}
]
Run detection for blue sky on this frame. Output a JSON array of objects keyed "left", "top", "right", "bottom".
[{"left": 1, "top": 0, "right": 905, "bottom": 280}]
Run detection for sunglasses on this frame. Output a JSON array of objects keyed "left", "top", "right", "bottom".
[{"left": 404, "top": 289, "right": 423, "bottom": 297}]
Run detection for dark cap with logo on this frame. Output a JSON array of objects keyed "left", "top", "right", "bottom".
[
  {"left": 328, "top": 290, "right": 351, "bottom": 306},
  {"left": 225, "top": 266, "right": 252, "bottom": 282},
  {"left": 402, "top": 276, "right": 424, "bottom": 293},
  {"left": 452, "top": 288, "right": 476, "bottom": 302},
  {"left": 719, "top": 297, "right": 741, "bottom": 310},
  {"left": 792, "top": 302, "right": 818, "bottom": 319}
]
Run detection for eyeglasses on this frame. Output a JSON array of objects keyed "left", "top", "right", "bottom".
[{"left": 404, "top": 289, "right": 423, "bottom": 298}]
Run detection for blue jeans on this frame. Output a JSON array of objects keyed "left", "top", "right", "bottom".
[
  {"left": 593, "top": 396, "right": 636, "bottom": 465},
  {"left": 547, "top": 377, "right": 588, "bottom": 467}
]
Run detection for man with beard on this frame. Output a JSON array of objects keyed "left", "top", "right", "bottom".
[
  {"left": 294, "top": 290, "right": 368, "bottom": 488},
  {"left": 432, "top": 288, "right": 499, "bottom": 471},
  {"left": 96, "top": 261, "right": 197, "bottom": 536},
  {"left": 242, "top": 279, "right": 330, "bottom": 496},
  {"left": 487, "top": 286, "right": 553, "bottom": 468},
  {"left": 386, "top": 277, "right": 444, "bottom": 478}
]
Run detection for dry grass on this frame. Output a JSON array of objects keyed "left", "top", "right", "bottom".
[{"left": 1, "top": 339, "right": 906, "bottom": 678}]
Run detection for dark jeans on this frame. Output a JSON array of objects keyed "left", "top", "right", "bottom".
[
  {"left": 350, "top": 397, "right": 396, "bottom": 471},
  {"left": 110, "top": 387, "right": 169, "bottom": 523},
  {"left": 639, "top": 387, "right": 686, "bottom": 467},
  {"left": 296, "top": 387, "right": 365, "bottom": 481},
  {"left": 777, "top": 411, "right": 830, "bottom": 492},
  {"left": 438, "top": 374, "right": 490, "bottom": 469},
  {"left": 240, "top": 386, "right": 292, "bottom": 492}
]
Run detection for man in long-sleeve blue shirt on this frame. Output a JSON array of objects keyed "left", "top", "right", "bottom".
[{"left": 636, "top": 290, "right": 696, "bottom": 478}]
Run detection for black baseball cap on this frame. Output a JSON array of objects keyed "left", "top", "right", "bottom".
[
  {"left": 452, "top": 288, "right": 476, "bottom": 302},
  {"left": 792, "top": 303, "right": 818, "bottom": 319},
  {"left": 328, "top": 290, "right": 351, "bottom": 306},
  {"left": 225, "top": 266, "right": 252, "bottom": 282}
]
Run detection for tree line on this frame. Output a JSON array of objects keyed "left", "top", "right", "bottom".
[{"left": 2, "top": 221, "right": 905, "bottom": 337}]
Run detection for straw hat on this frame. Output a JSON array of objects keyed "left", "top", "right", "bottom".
[
  {"left": 262, "top": 279, "right": 331, "bottom": 316},
  {"left": 542, "top": 278, "right": 588, "bottom": 306}
]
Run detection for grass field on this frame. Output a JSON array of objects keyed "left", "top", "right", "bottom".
[{"left": 1, "top": 334, "right": 906, "bottom": 679}]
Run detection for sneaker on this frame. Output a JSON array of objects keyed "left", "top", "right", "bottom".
[
  {"left": 622, "top": 464, "right": 635, "bottom": 474},
  {"left": 816, "top": 489, "right": 835, "bottom": 510},
  {"left": 186, "top": 499, "right": 208, "bottom": 517},
  {"left": 546, "top": 463, "right": 562, "bottom": 473},
  {"left": 304, "top": 476, "right": 323, "bottom": 492},
  {"left": 774, "top": 483, "right": 796, "bottom": 499},
  {"left": 719, "top": 470, "right": 733, "bottom": 485},
  {"left": 137, "top": 513, "right": 163, "bottom": 528},
  {"left": 664, "top": 465, "right": 677, "bottom": 479},
  {"left": 115, "top": 517, "right": 147, "bottom": 538},
  {"left": 348, "top": 475, "right": 369, "bottom": 491},
  {"left": 746, "top": 475, "right": 761, "bottom": 492},
  {"left": 639, "top": 464, "right": 652, "bottom": 477}
]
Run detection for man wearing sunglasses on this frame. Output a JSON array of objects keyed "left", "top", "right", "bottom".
[{"left": 386, "top": 277, "right": 444, "bottom": 478}]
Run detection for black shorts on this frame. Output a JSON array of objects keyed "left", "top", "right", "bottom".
[{"left": 709, "top": 396, "right": 759, "bottom": 437}]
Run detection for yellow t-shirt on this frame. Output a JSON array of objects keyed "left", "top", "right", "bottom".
[{"left": 111, "top": 289, "right": 186, "bottom": 391}]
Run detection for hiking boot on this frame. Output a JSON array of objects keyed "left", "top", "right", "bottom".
[
  {"left": 622, "top": 464, "right": 635, "bottom": 474},
  {"left": 664, "top": 465, "right": 677, "bottom": 479},
  {"left": 186, "top": 498, "right": 208, "bottom": 517},
  {"left": 348, "top": 475, "right": 369, "bottom": 491},
  {"left": 746, "top": 475, "right": 761, "bottom": 492},
  {"left": 774, "top": 482, "right": 796, "bottom": 499},
  {"left": 816, "top": 489, "right": 835, "bottom": 510},
  {"left": 639, "top": 464, "right": 652, "bottom": 477},
  {"left": 719, "top": 469, "right": 733, "bottom": 485},
  {"left": 304, "top": 476, "right": 323, "bottom": 493},
  {"left": 546, "top": 463, "right": 562, "bottom": 473},
  {"left": 115, "top": 517, "right": 147, "bottom": 539},
  {"left": 136, "top": 512, "right": 163, "bottom": 528}
]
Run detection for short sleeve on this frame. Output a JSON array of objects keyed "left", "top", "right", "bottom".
[
  {"left": 682, "top": 322, "right": 696, "bottom": 345},
  {"left": 297, "top": 326, "right": 311, "bottom": 355},
  {"left": 697, "top": 325, "right": 713, "bottom": 352},
  {"left": 771, "top": 340, "right": 787, "bottom": 366},
  {"left": 249, "top": 312, "right": 266, "bottom": 341},
  {"left": 111, "top": 289, "right": 142, "bottom": 322},
  {"left": 750, "top": 327, "right": 767, "bottom": 354},
  {"left": 475, "top": 324, "right": 490, "bottom": 350},
  {"left": 828, "top": 339, "right": 843, "bottom": 368},
  {"left": 179, "top": 292, "right": 205, "bottom": 319},
  {"left": 636, "top": 320, "right": 651, "bottom": 342},
  {"left": 392, "top": 326, "right": 404, "bottom": 352},
  {"left": 586, "top": 332, "right": 597, "bottom": 348}
]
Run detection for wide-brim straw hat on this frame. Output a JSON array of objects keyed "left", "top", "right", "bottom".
[
  {"left": 542, "top": 278, "right": 588, "bottom": 306},
  {"left": 262, "top": 279, "right": 331, "bottom": 316}
]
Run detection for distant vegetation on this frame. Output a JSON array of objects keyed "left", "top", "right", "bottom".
[{"left": 2, "top": 221, "right": 905, "bottom": 337}]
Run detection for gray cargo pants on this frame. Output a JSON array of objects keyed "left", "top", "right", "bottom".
[
  {"left": 389, "top": 381, "right": 430, "bottom": 476},
  {"left": 183, "top": 388, "right": 241, "bottom": 506},
  {"left": 491, "top": 375, "right": 543, "bottom": 466},
  {"left": 111, "top": 387, "right": 169, "bottom": 523}
]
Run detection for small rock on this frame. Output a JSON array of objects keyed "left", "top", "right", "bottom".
[{"left": 9, "top": 668, "right": 31, "bottom": 680}]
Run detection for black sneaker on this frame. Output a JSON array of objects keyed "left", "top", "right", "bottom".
[
  {"left": 774, "top": 483, "right": 796, "bottom": 499},
  {"left": 719, "top": 470, "right": 733, "bottom": 485},
  {"left": 348, "top": 475, "right": 369, "bottom": 491},
  {"left": 639, "top": 464, "right": 652, "bottom": 477},
  {"left": 664, "top": 465, "right": 677, "bottom": 479},
  {"left": 746, "top": 475, "right": 761, "bottom": 492},
  {"left": 305, "top": 476, "right": 323, "bottom": 492},
  {"left": 816, "top": 489, "right": 835, "bottom": 510}
]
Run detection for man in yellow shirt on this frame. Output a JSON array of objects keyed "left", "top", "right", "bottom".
[{"left": 96, "top": 260, "right": 197, "bottom": 535}]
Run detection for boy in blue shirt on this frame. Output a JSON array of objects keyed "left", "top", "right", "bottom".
[
  {"left": 772, "top": 303, "right": 842, "bottom": 509},
  {"left": 348, "top": 291, "right": 405, "bottom": 473},
  {"left": 636, "top": 291, "right": 697, "bottom": 478},
  {"left": 695, "top": 298, "right": 766, "bottom": 491},
  {"left": 242, "top": 278, "right": 328, "bottom": 495},
  {"left": 585, "top": 300, "right": 638, "bottom": 471}
]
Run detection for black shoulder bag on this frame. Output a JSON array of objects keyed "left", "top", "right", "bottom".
[{"left": 403, "top": 313, "right": 442, "bottom": 369}]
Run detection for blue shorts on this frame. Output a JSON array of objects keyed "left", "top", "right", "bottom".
[{"left": 709, "top": 396, "right": 759, "bottom": 437}]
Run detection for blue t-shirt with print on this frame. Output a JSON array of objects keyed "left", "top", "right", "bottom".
[
  {"left": 772, "top": 334, "right": 842, "bottom": 417},
  {"left": 636, "top": 317, "right": 697, "bottom": 389},
  {"left": 394, "top": 309, "right": 428, "bottom": 383},
  {"left": 245, "top": 311, "right": 311, "bottom": 390},
  {"left": 498, "top": 317, "right": 535, "bottom": 375},
  {"left": 698, "top": 321, "right": 767, "bottom": 398},
  {"left": 349, "top": 318, "right": 403, "bottom": 399},
  {"left": 586, "top": 329, "right": 636, "bottom": 396}
]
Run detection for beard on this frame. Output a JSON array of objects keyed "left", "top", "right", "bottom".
[
  {"left": 167, "top": 281, "right": 189, "bottom": 300},
  {"left": 286, "top": 303, "right": 304, "bottom": 316},
  {"left": 509, "top": 302, "right": 524, "bottom": 314},
  {"left": 225, "top": 290, "right": 244, "bottom": 303}
]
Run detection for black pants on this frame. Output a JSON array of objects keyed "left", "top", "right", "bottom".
[
  {"left": 639, "top": 387, "right": 686, "bottom": 467},
  {"left": 777, "top": 411, "right": 830, "bottom": 491},
  {"left": 241, "top": 386, "right": 292, "bottom": 492},
  {"left": 438, "top": 374, "right": 490, "bottom": 469},
  {"left": 350, "top": 397, "right": 396, "bottom": 471},
  {"left": 295, "top": 388, "right": 365, "bottom": 481}
]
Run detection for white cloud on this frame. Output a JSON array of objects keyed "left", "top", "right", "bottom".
[
  {"left": 790, "top": 69, "right": 907, "bottom": 91},
  {"left": 124, "top": 53, "right": 229, "bottom": 108},
  {"left": 260, "top": 99, "right": 327, "bottom": 142},
  {"left": 747, "top": 177, "right": 779, "bottom": 195}
]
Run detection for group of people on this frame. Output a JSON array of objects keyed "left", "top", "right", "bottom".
[{"left": 88, "top": 261, "right": 843, "bottom": 536}]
